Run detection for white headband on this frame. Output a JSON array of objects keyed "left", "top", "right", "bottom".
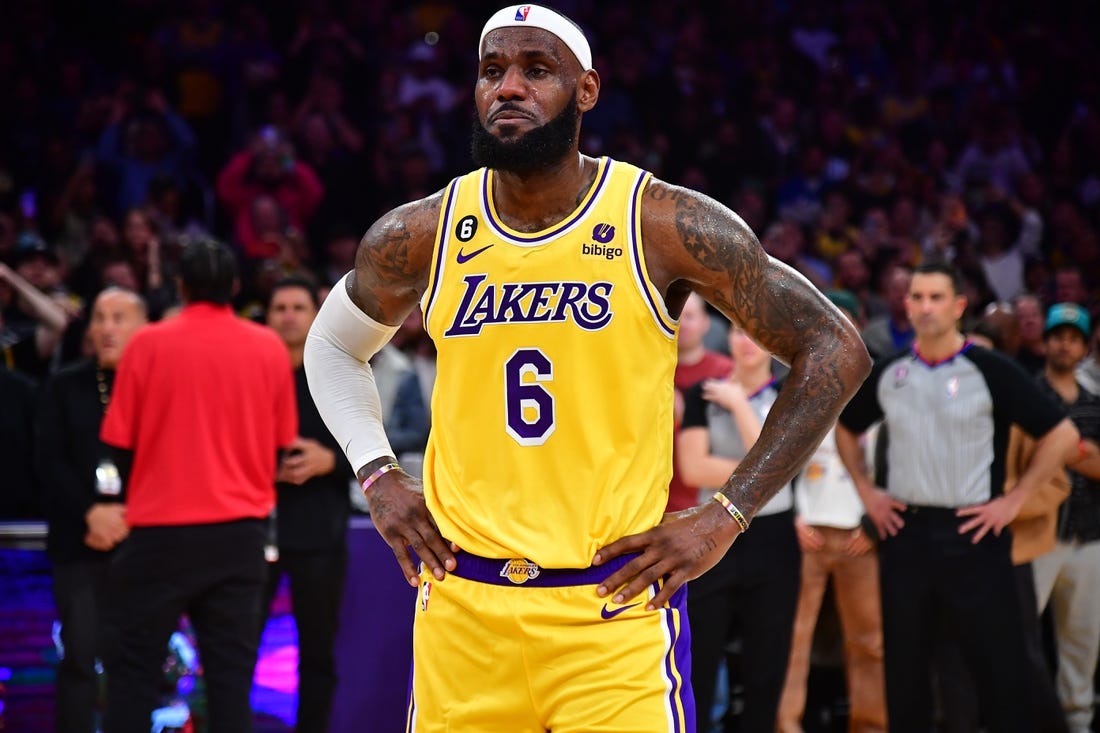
[{"left": 479, "top": 4, "right": 593, "bottom": 72}]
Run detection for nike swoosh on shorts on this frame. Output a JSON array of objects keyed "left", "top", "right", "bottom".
[{"left": 600, "top": 602, "right": 641, "bottom": 619}]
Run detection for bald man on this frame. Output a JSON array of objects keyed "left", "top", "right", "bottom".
[{"left": 35, "top": 287, "right": 147, "bottom": 733}]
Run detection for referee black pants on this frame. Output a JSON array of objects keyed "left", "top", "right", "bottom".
[
  {"left": 932, "top": 562, "right": 1069, "bottom": 733},
  {"left": 102, "top": 519, "right": 266, "bottom": 733},
  {"left": 879, "top": 506, "right": 1034, "bottom": 733}
]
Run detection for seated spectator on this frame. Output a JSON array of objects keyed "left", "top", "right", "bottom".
[
  {"left": 95, "top": 85, "right": 197, "bottom": 218},
  {"left": 976, "top": 202, "right": 1027, "bottom": 302},
  {"left": 980, "top": 301, "right": 1023, "bottom": 356},
  {"left": 1052, "top": 265, "right": 1096, "bottom": 316},
  {"left": 888, "top": 194, "right": 933, "bottom": 256},
  {"left": 775, "top": 144, "right": 832, "bottom": 226},
  {"left": 922, "top": 193, "right": 976, "bottom": 264},
  {"left": 834, "top": 249, "right": 886, "bottom": 321},
  {"left": 145, "top": 172, "right": 212, "bottom": 246},
  {"left": 815, "top": 187, "right": 860, "bottom": 261},
  {"left": 1014, "top": 292, "right": 1048, "bottom": 374},
  {"left": 317, "top": 229, "right": 358, "bottom": 287},
  {"left": 1, "top": 235, "right": 72, "bottom": 377},
  {"left": 99, "top": 257, "right": 141, "bottom": 294},
  {"left": 762, "top": 220, "right": 831, "bottom": 291},
  {"left": 953, "top": 115, "right": 1032, "bottom": 197},
  {"left": 216, "top": 126, "right": 323, "bottom": 262},
  {"left": 1049, "top": 211, "right": 1100, "bottom": 298},
  {"left": 394, "top": 41, "right": 460, "bottom": 172},
  {"left": 292, "top": 72, "right": 364, "bottom": 157},
  {"left": 861, "top": 264, "right": 914, "bottom": 360},
  {"left": 47, "top": 158, "right": 102, "bottom": 274},
  {"left": 245, "top": 195, "right": 309, "bottom": 272}
]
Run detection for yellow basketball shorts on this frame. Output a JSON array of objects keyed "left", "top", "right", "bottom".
[{"left": 406, "top": 552, "right": 695, "bottom": 733}]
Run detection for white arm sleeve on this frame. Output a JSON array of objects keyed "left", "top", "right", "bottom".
[{"left": 304, "top": 272, "right": 400, "bottom": 475}]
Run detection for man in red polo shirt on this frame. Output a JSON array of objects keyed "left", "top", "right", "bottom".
[{"left": 100, "top": 238, "right": 297, "bottom": 733}]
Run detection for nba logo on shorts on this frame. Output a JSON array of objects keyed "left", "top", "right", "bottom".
[
  {"left": 420, "top": 580, "right": 432, "bottom": 611},
  {"left": 500, "top": 559, "right": 541, "bottom": 584}
]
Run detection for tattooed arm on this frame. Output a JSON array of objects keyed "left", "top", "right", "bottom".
[
  {"left": 648, "top": 180, "right": 870, "bottom": 518},
  {"left": 594, "top": 180, "right": 871, "bottom": 609}
]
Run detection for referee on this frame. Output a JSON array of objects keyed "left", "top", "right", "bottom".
[{"left": 836, "top": 261, "right": 1079, "bottom": 733}]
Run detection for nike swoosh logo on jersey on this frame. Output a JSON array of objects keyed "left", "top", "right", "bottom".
[
  {"left": 456, "top": 244, "right": 493, "bottom": 263},
  {"left": 600, "top": 602, "right": 641, "bottom": 620}
]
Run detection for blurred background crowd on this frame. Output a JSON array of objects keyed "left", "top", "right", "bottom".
[{"left": 2, "top": 0, "right": 1099, "bottom": 399}]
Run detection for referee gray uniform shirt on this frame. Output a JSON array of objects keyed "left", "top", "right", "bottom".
[
  {"left": 841, "top": 342, "right": 1064, "bottom": 508},
  {"left": 838, "top": 341, "right": 1066, "bottom": 733}
]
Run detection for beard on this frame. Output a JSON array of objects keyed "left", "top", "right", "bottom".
[{"left": 470, "top": 97, "right": 579, "bottom": 175}]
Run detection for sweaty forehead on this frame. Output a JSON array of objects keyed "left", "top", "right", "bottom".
[{"left": 481, "top": 26, "right": 570, "bottom": 66}]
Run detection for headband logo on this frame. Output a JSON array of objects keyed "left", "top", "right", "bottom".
[{"left": 515, "top": 6, "right": 531, "bottom": 21}]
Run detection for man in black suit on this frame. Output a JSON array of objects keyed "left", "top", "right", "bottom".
[
  {"left": 35, "top": 287, "right": 147, "bottom": 733},
  {"left": 264, "top": 276, "right": 353, "bottom": 733}
]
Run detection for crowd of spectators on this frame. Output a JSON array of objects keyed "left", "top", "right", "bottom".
[{"left": 1, "top": 0, "right": 1099, "bottom": 473}]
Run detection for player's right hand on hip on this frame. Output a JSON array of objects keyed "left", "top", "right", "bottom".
[{"left": 367, "top": 470, "right": 456, "bottom": 586}]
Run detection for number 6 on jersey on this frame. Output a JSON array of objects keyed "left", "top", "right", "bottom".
[{"left": 504, "top": 348, "right": 555, "bottom": 445}]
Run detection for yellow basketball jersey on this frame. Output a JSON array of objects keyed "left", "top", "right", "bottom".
[{"left": 421, "top": 157, "right": 679, "bottom": 568}]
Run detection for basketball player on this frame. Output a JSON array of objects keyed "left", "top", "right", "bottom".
[{"left": 304, "top": 5, "right": 871, "bottom": 731}]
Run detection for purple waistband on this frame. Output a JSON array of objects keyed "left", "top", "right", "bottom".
[{"left": 447, "top": 551, "right": 639, "bottom": 588}]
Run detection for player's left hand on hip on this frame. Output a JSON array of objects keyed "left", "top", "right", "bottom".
[{"left": 592, "top": 503, "right": 740, "bottom": 611}]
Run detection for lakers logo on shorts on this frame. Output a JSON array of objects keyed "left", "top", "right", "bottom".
[{"left": 499, "top": 559, "right": 540, "bottom": 584}]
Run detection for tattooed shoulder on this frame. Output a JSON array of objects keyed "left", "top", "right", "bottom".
[
  {"left": 357, "top": 194, "right": 442, "bottom": 284},
  {"left": 350, "top": 191, "right": 445, "bottom": 322},
  {"left": 642, "top": 178, "right": 768, "bottom": 316},
  {"left": 644, "top": 178, "right": 763, "bottom": 270}
]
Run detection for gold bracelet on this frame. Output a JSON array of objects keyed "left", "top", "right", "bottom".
[{"left": 713, "top": 492, "right": 749, "bottom": 532}]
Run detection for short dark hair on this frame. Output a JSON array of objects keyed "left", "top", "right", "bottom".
[
  {"left": 913, "top": 260, "right": 963, "bottom": 294},
  {"left": 179, "top": 237, "right": 238, "bottom": 305},
  {"left": 267, "top": 275, "right": 319, "bottom": 310},
  {"left": 969, "top": 318, "right": 1004, "bottom": 351}
]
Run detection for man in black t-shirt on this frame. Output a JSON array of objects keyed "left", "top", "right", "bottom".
[{"left": 1030, "top": 303, "right": 1100, "bottom": 733}]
